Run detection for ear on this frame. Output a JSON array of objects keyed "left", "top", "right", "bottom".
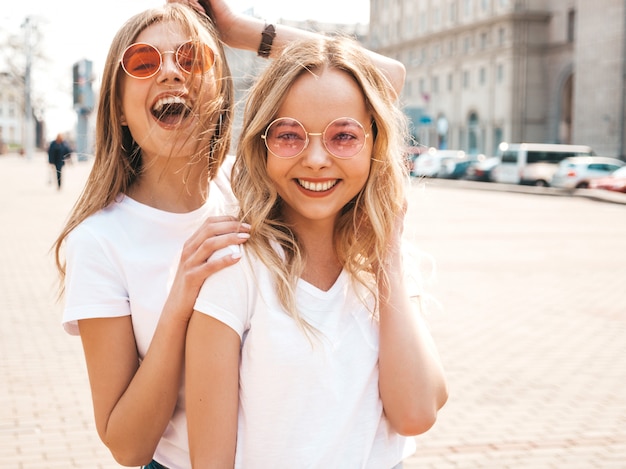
[{"left": 120, "top": 115, "right": 127, "bottom": 126}]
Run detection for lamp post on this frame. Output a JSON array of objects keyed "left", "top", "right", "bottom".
[
  {"left": 73, "top": 59, "right": 94, "bottom": 161},
  {"left": 21, "top": 16, "right": 34, "bottom": 160}
]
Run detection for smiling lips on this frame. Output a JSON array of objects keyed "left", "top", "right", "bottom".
[
  {"left": 297, "top": 179, "right": 338, "bottom": 192},
  {"left": 151, "top": 95, "right": 192, "bottom": 125}
]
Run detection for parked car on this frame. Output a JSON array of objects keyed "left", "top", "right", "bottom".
[
  {"left": 411, "top": 148, "right": 467, "bottom": 178},
  {"left": 550, "top": 156, "right": 624, "bottom": 189},
  {"left": 588, "top": 165, "right": 626, "bottom": 193},
  {"left": 492, "top": 142, "right": 595, "bottom": 186},
  {"left": 463, "top": 156, "right": 500, "bottom": 182},
  {"left": 439, "top": 153, "right": 481, "bottom": 179}
]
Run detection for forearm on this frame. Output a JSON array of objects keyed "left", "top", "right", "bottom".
[
  {"left": 377, "top": 257, "right": 448, "bottom": 436},
  {"left": 115, "top": 321, "right": 186, "bottom": 458},
  {"left": 83, "top": 309, "right": 189, "bottom": 466},
  {"left": 218, "top": 13, "right": 405, "bottom": 95}
]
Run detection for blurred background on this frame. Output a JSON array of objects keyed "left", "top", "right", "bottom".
[
  {"left": 3, "top": 0, "right": 626, "bottom": 192},
  {"left": 1, "top": 1, "right": 626, "bottom": 468}
]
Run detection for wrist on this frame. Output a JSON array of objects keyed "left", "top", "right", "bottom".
[{"left": 257, "top": 23, "right": 276, "bottom": 58}]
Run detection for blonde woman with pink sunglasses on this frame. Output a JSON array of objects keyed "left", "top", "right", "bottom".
[
  {"left": 187, "top": 36, "right": 447, "bottom": 469},
  {"left": 53, "top": 2, "right": 406, "bottom": 468}
]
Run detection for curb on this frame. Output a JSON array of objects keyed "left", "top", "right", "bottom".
[{"left": 412, "top": 177, "right": 626, "bottom": 205}]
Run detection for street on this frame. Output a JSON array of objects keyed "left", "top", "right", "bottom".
[
  {"left": 403, "top": 179, "right": 626, "bottom": 468},
  {"left": 1, "top": 153, "right": 625, "bottom": 468}
]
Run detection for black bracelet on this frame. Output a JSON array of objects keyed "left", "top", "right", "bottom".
[{"left": 257, "top": 23, "right": 276, "bottom": 58}]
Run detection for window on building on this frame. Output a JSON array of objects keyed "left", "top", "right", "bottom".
[
  {"left": 497, "top": 63, "right": 504, "bottom": 83},
  {"left": 479, "top": 67, "right": 486, "bottom": 85},
  {"left": 432, "top": 75, "right": 439, "bottom": 93},
  {"left": 480, "top": 32, "right": 488, "bottom": 49},
  {"left": 464, "top": 0, "right": 473, "bottom": 17},
  {"left": 419, "top": 77, "right": 425, "bottom": 93},
  {"left": 498, "top": 27, "right": 505, "bottom": 46},
  {"left": 567, "top": 9, "right": 576, "bottom": 43},
  {"left": 448, "top": 73, "right": 453, "bottom": 91},
  {"left": 449, "top": 1, "right": 457, "bottom": 22},
  {"left": 463, "top": 70, "right": 470, "bottom": 88},
  {"left": 468, "top": 112, "right": 479, "bottom": 154},
  {"left": 464, "top": 36, "right": 471, "bottom": 53},
  {"left": 493, "top": 127, "right": 503, "bottom": 154},
  {"left": 481, "top": 0, "right": 489, "bottom": 11}
]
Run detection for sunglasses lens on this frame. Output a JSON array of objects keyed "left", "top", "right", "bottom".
[
  {"left": 324, "top": 118, "right": 366, "bottom": 158},
  {"left": 265, "top": 118, "right": 307, "bottom": 158},
  {"left": 122, "top": 43, "right": 161, "bottom": 78},
  {"left": 177, "top": 42, "right": 215, "bottom": 74}
]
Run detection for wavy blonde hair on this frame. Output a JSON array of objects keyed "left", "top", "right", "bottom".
[
  {"left": 232, "top": 36, "right": 409, "bottom": 329},
  {"left": 53, "top": 3, "right": 233, "bottom": 285}
]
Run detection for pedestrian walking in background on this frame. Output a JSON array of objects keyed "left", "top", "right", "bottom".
[
  {"left": 47, "top": 133, "right": 71, "bottom": 189},
  {"left": 186, "top": 36, "right": 447, "bottom": 468}
]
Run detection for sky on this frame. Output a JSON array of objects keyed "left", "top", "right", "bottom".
[{"left": 1, "top": 1, "right": 369, "bottom": 141}]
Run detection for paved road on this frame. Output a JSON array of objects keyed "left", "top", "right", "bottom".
[
  {"left": 1, "top": 153, "right": 625, "bottom": 468},
  {"left": 403, "top": 179, "right": 626, "bottom": 468}
]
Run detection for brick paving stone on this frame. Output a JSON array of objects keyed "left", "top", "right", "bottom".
[
  {"left": 403, "top": 179, "right": 626, "bottom": 469},
  {"left": 2, "top": 153, "right": 626, "bottom": 468}
]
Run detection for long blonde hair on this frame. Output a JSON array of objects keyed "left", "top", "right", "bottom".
[
  {"left": 53, "top": 3, "right": 233, "bottom": 285},
  {"left": 232, "top": 36, "right": 409, "bottom": 328}
]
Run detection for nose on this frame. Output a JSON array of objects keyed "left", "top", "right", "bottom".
[
  {"left": 301, "top": 133, "right": 332, "bottom": 168},
  {"left": 157, "top": 51, "right": 184, "bottom": 83}
]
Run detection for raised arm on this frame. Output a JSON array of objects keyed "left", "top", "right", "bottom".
[
  {"left": 174, "top": 0, "right": 406, "bottom": 95},
  {"left": 376, "top": 209, "right": 448, "bottom": 436}
]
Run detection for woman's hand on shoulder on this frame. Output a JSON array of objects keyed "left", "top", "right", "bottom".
[{"left": 166, "top": 216, "right": 250, "bottom": 324}]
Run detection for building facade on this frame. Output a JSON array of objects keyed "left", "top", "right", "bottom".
[
  {"left": 369, "top": 0, "right": 626, "bottom": 158},
  {"left": 0, "top": 72, "right": 24, "bottom": 153}
]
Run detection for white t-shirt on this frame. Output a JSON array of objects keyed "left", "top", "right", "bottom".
[
  {"left": 62, "top": 157, "right": 237, "bottom": 469},
  {"left": 194, "top": 249, "right": 417, "bottom": 469}
]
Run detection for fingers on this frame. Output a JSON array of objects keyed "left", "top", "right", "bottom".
[
  {"left": 186, "top": 216, "right": 249, "bottom": 249},
  {"left": 166, "top": 0, "right": 205, "bottom": 14},
  {"left": 181, "top": 216, "right": 250, "bottom": 268}
]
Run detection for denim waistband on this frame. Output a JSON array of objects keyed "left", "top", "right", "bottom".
[{"left": 143, "top": 461, "right": 169, "bottom": 469}]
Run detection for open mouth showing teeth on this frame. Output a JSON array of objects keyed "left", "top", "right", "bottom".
[
  {"left": 297, "top": 179, "right": 338, "bottom": 192},
  {"left": 151, "top": 96, "right": 192, "bottom": 125}
]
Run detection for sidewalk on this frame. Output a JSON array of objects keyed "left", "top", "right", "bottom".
[
  {"left": 0, "top": 152, "right": 120, "bottom": 468},
  {"left": 1, "top": 151, "right": 625, "bottom": 468}
]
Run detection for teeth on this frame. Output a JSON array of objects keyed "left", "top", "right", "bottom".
[
  {"left": 298, "top": 179, "right": 338, "bottom": 192},
  {"left": 152, "top": 95, "right": 188, "bottom": 112}
]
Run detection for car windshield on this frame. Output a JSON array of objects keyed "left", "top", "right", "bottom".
[{"left": 611, "top": 166, "right": 626, "bottom": 177}]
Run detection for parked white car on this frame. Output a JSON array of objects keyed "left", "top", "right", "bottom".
[
  {"left": 411, "top": 148, "right": 466, "bottom": 178},
  {"left": 550, "top": 156, "right": 625, "bottom": 189}
]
